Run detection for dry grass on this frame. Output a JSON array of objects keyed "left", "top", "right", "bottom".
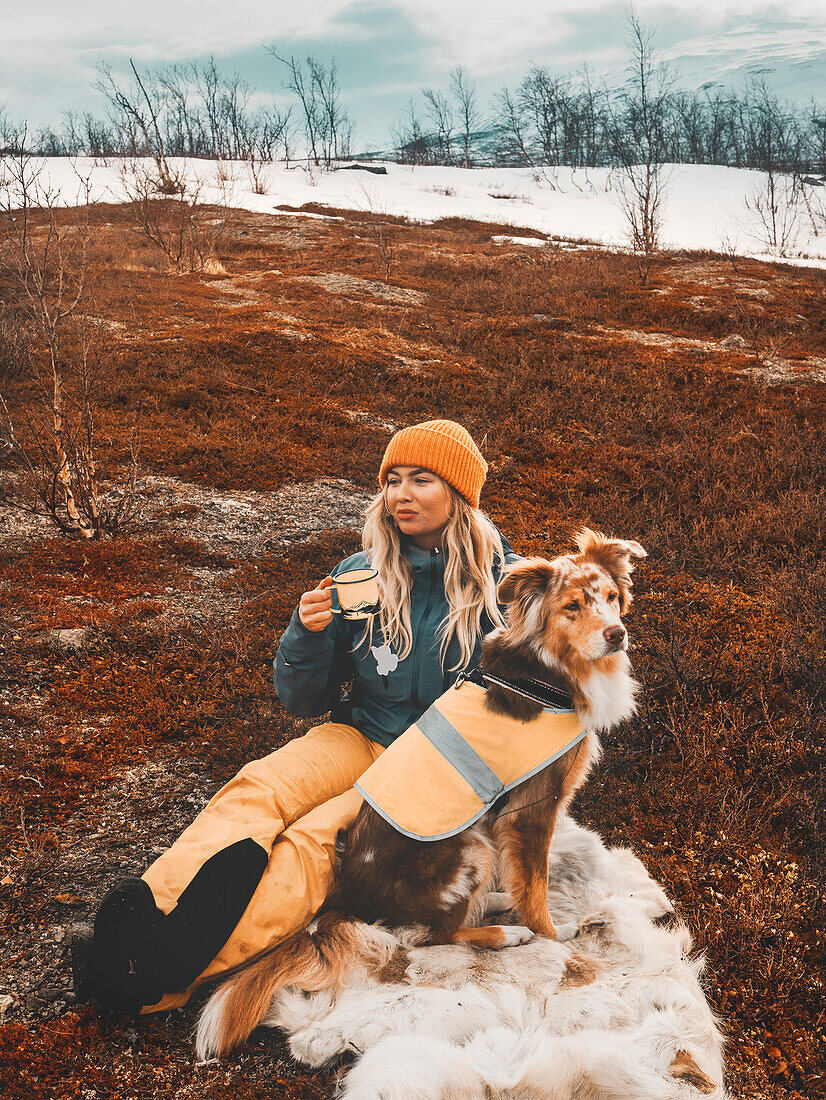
[{"left": 0, "top": 202, "right": 823, "bottom": 1099}]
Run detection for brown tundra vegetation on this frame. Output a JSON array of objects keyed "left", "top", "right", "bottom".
[{"left": 0, "top": 199, "right": 823, "bottom": 1099}]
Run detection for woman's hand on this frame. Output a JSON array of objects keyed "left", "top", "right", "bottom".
[{"left": 298, "top": 577, "right": 334, "bottom": 632}]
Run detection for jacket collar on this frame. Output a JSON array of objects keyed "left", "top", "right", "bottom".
[{"left": 402, "top": 536, "right": 445, "bottom": 572}]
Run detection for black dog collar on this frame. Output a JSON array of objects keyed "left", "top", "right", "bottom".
[{"left": 457, "top": 667, "right": 575, "bottom": 712}]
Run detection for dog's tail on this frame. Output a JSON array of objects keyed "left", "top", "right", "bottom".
[{"left": 194, "top": 912, "right": 397, "bottom": 1059}]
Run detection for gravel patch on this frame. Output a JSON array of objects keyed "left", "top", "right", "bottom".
[
  {"left": 0, "top": 752, "right": 219, "bottom": 1023},
  {"left": 293, "top": 273, "right": 426, "bottom": 306},
  {"left": 0, "top": 476, "right": 372, "bottom": 556}
]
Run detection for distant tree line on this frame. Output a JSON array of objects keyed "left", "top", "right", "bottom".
[
  {"left": 1, "top": 46, "right": 824, "bottom": 177},
  {"left": 0, "top": 54, "right": 351, "bottom": 172},
  {"left": 396, "top": 69, "right": 825, "bottom": 177}
]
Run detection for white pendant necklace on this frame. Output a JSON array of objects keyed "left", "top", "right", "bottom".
[{"left": 371, "top": 643, "right": 399, "bottom": 677}]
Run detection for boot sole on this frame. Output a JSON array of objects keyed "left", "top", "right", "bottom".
[{"left": 70, "top": 923, "right": 96, "bottom": 1003}]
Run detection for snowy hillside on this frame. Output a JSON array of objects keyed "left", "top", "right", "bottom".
[{"left": 13, "top": 157, "right": 826, "bottom": 267}]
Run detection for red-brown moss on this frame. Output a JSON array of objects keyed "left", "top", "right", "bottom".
[{"left": 1, "top": 204, "right": 823, "bottom": 1099}]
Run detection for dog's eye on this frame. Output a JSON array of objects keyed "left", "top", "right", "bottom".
[
  {"left": 564, "top": 602, "right": 580, "bottom": 613},
  {"left": 607, "top": 592, "right": 618, "bottom": 602}
]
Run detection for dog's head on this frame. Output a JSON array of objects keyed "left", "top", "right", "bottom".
[{"left": 497, "top": 529, "right": 647, "bottom": 667}]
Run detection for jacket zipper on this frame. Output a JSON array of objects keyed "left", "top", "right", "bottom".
[{"left": 410, "top": 547, "right": 438, "bottom": 711}]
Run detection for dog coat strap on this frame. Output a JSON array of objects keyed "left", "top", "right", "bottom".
[{"left": 418, "top": 705, "right": 504, "bottom": 804}]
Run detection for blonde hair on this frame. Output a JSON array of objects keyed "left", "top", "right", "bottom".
[{"left": 361, "top": 479, "right": 506, "bottom": 671}]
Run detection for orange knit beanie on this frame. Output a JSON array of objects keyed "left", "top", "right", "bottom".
[{"left": 378, "top": 419, "right": 487, "bottom": 508}]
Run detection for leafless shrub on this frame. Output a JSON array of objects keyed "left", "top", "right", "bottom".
[
  {"left": 745, "top": 170, "right": 806, "bottom": 256},
  {"left": 117, "top": 157, "right": 230, "bottom": 272},
  {"left": 357, "top": 182, "right": 398, "bottom": 280},
  {"left": 3, "top": 807, "right": 61, "bottom": 923},
  {"left": 0, "top": 143, "right": 140, "bottom": 537},
  {"left": 800, "top": 178, "right": 826, "bottom": 238},
  {"left": 616, "top": 162, "right": 669, "bottom": 281}
]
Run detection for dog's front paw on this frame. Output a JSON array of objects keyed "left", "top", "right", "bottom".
[
  {"left": 553, "top": 921, "right": 581, "bottom": 942},
  {"left": 499, "top": 925, "right": 534, "bottom": 947}
]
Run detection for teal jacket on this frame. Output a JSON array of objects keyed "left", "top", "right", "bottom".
[{"left": 273, "top": 536, "right": 520, "bottom": 746}]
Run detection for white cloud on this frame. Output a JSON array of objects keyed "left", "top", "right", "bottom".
[
  {"left": 4, "top": 3, "right": 350, "bottom": 58},
  {"left": 2, "top": 1, "right": 823, "bottom": 129},
  {"left": 393, "top": 1, "right": 826, "bottom": 72},
  {"left": 661, "top": 24, "right": 826, "bottom": 66},
  {"left": 0, "top": 3, "right": 353, "bottom": 123},
  {"left": 4, "top": 1, "right": 824, "bottom": 67}
]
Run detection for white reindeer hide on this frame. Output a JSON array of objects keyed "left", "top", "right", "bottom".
[{"left": 263, "top": 815, "right": 728, "bottom": 1099}]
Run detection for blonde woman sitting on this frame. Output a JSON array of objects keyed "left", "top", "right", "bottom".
[{"left": 72, "top": 420, "right": 520, "bottom": 1014}]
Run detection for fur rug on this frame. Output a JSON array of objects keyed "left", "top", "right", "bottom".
[{"left": 262, "top": 815, "right": 728, "bottom": 1099}]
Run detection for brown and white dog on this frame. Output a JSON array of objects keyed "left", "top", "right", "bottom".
[{"left": 195, "top": 528, "right": 647, "bottom": 1059}]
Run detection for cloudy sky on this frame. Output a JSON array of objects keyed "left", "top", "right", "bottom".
[{"left": 4, "top": 1, "right": 825, "bottom": 147}]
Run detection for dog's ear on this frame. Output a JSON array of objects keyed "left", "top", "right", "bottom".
[
  {"left": 573, "top": 528, "right": 647, "bottom": 612},
  {"left": 497, "top": 558, "right": 561, "bottom": 607}
]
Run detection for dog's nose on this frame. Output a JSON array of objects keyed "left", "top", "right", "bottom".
[{"left": 603, "top": 626, "right": 625, "bottom": 647}]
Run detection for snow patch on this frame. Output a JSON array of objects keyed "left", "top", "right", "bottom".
[{"left": 13, "top": 157, "right": 826, "bottom": 268}]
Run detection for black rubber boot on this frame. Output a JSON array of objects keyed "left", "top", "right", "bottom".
[
  {"left": 73, "top": 840, "right": 268, "bottom": 1013},
  {"left": 86, "top": 877, "right": 168, "bottom": 1011}
]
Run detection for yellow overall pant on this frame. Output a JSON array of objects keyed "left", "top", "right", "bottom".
[{"left": 140, "top": 722, "right": 384, "bottom": 1012}]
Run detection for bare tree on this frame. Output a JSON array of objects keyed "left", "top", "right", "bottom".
[
  {"left": 241, "top": 105, "right": 292, "bottom": 192},
  {"left": 742, "top": 81, "right": 807, "bottom": 256},
  {"left": 158, "top": 63, "right": 204, "bottom": 157},
  {"left": 310, "top": 56, "right": 353, "bottom": 163},
  {"left": 612, "top": 11, "right": 674, "bottom": 283},
  {"left": 519, "top": 67, "right": 568, "bottom": 166},
  {"left": 0, "top": 144, "right": 139, "bottom": 537},
  {"left": 263, "top": 104, "right": 295, "bottom": 165},
  {"left": 97, "top": 62, "right": 232, "bottom": 271},
  {"left": 267, "top": 50, "right": 352, "bottom": 167},
  {"left": 422, "top": 87, "right": 454, "bottom": 165},
  {"left": 494, "top": 66, "right": 611, "bottom": 171},
  {"left": 96, "top": 60, "right": 183, "bottom": 193},
  {"left": 74, "top": 111, "right": 117, "bottom": 159},
  {"left": 808, "top": 99, "right": 826, "bottom": 176},
  {"left": 451, "top": 68, "right": 479, "bottom": 168},
  {"left": 578, "top": 66, "right": 608, "bottom": 170},
  {"left": 392, "top": 98, "right": 430, "bottom": 165},
  {"left": 0, "top": 105, "right": 24, "bottom": 154},
  {"left": 495, "top": 87, "right": 534, "bottom": 167},
  {"left": 271, "top": 51, "right": 322, "bottom": 164}
]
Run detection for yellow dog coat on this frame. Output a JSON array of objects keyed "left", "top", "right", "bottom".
[{"left": 354, "top": 678, "right": 585, "bottom": 841}]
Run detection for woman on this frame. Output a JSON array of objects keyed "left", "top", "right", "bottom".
[{"left": 73, "top": 419, "right": 520, "bottom": 1014}]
